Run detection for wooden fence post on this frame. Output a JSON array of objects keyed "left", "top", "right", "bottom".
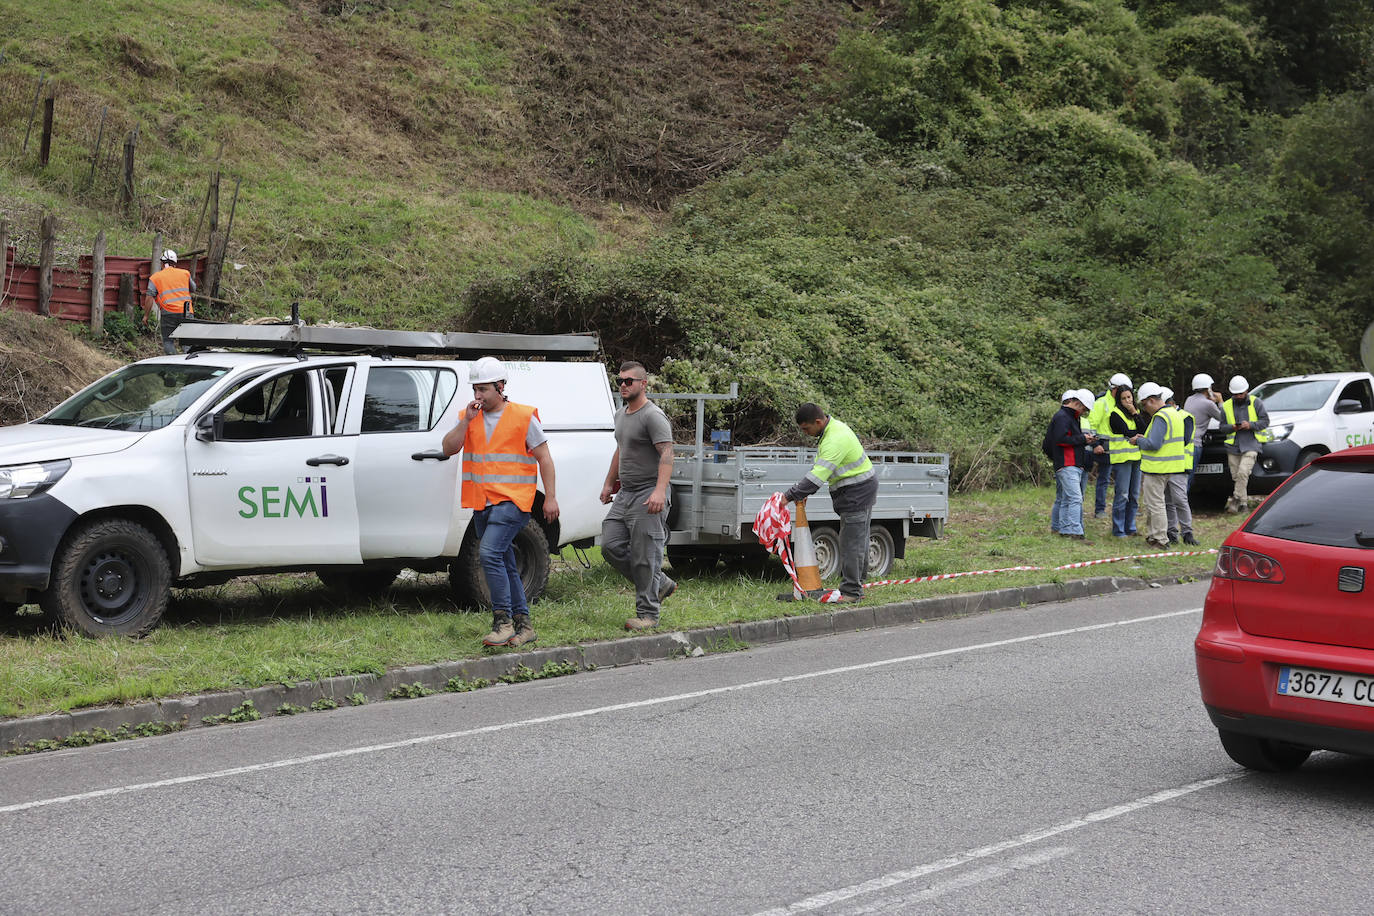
[
  {"left": 202, "top": 230, "right": 222, "bottom": 314},
  {"left": 88, "top": 106, "right": 107, "bottom": 188},
  {"left": 151, "top": 232, "right": 162, "bottom": 270},
  {"left": 22, "top": 74, "right": 45, "bottom": 154},
  {"left": 38, "top": 214, "right": 55, "bottom": 317},
  {"left": 119, "top": 273, "right": 136, "bottom": 320},
  {"left": 39, "top": 96, "right": 54, "bottom": 168},
  {"left": 0, "top": 218, "right": 8, "bottom": 308},
  {"left": 91, "top": 230, "right": 106, "bottom": 333}
]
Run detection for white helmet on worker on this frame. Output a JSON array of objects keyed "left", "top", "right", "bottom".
[
  {"left": 469, "top": 356, "right": 507, "bottom": 385},
  {"left": 1137, "top": 382, "right": 1165, "bottom": 402},
  {"left": 1191, "top": 373, "right": 1214, "bottom": 391},
  {"left": 1075, "top": 389, "right": 1096, "bottom": 412},
  {"left": 1109, "top": 372, "right": 1132, "bottom": 389},
  {"left": 161, "top": 249, "right": 178, "bottom": 264},
  {"left": 1160, "top": 386, "right": 1174, "bottom": 403},
  {"left": 1229, "top": 375, "right": 1249, "bottom": 395}
]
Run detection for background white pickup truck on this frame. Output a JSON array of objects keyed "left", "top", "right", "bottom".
[
  {"left": 1191, "top": 371, "right": 1374, "bottom": 502},
  {"left": 0, "top": 324, "right": 615, "bottom": 637}
]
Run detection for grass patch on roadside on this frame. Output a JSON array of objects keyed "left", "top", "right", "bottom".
[{"left": 0, "top": 483, "right": 1233, "bottom": 718}]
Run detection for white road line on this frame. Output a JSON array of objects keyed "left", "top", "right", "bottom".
[
  {"left": 749, "top": 772, "right": 1244, "bottom": 916},
  {"left": 833, "top": 846, "right": 1075, "bottom": 915},
  {"left": 0, "top": 607, "right": 1202, "bottom": 816}
]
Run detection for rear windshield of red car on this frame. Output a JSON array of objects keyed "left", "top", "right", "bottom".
[{"left": 1245, "top": 461, "right": 1374, "bottom": 549}]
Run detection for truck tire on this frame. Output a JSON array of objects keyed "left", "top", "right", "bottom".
[
  {"left": 1297, "top": 447, "right": 1326, "bottom": 470},
  {"left": 666, "top": 547, "right": 722, "bottom": 578},
  {"left": 316, "top": 568, "right": 400, "bottom": 596},
  {"left": 867, "top": 525, "right": 896, "bottom": 577},
  {"left": 39, "top": 518, "right": 170, "bottom": 638},
  {"left": 810, "top": 525, "right": 841, "bottom": 580},
  {"left": 449, "top": 518, "right": 551, "bottom": 610}
]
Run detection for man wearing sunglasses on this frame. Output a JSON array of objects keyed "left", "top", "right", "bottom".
[{"left": 600, "top": 361, "right": 677, "bottom": 630}]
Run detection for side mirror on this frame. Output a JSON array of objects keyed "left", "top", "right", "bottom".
[
  {"left": 194, "top": 412, "right": 224, "bottom": 442},
  {"left": 1334, "top": 399, "right": 1366, "bottom": 415}
]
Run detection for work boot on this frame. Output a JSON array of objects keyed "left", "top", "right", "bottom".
[
  {"left": 507, "top": 613, "right": 536, "bottom": 648},
  {"left": 625, "top": 616, "right": 660, "bottom": 631},
  {"left": 1167, "top": 530, "right": 1179, "bottom": 545},
  {"left": 1182, "top": 533, "right": 1200, "bottom": 546},
  {"left": 659, "top": 576, "right": 678, "bottom": 601},
  {"left": 483, "top": 613, "right": 514, "bottom": 647}
]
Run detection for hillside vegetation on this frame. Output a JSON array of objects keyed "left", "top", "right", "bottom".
[{"left": 3, "top": 1, "right": 1373, "bottom": 488}]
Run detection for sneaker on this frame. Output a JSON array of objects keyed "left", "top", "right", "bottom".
[
  {"left": 1065, "top": 533, "right": 1087, "bottom": 541},
  {"left": 659, "top": 577, "right": 678, "bottom": 601},
  {"left": 483, "top": 614, "right": 514, "bottom": 647},
  {"left": 1182, "top": 533, "right": 1200, "bottom": 546},
  {"left": 507, "top": 614, "right": 537, "bottom": 648},
  {"left": 625, "top": 616, "right": 660, "bottom": 631}
]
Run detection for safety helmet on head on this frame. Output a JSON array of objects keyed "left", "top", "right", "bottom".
[
  {"left": 1160, "top": 387, "right": 1174, "bottom": 403},
  {"left": 1109, "top": 372, "right": 1132, "bottom": 389},
  {"left": 1075, "top": 389, "right": 1096, "bottom": 412},
  {"left": 1191, "top": 373, "right": 1213, "bottom": 391},
  {"left": 1229, "top": 375, "right": 1249, "bottom": 395},
  {"left": 469, "top": 356, "right": 507, "bottom": 385},
  {"left": 161, "top": 249, "right": 178, "bottom": 264},
  {"left": 1061, "top": 389, "right": 1079, "bottom": 404},
  {"left": 1137, "top": 382, "right": 1165, "bottom": 402}
]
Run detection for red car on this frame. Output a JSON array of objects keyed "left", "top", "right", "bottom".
[{"left": 1196, "top": 444, "right": 1374, "bottom": 771}]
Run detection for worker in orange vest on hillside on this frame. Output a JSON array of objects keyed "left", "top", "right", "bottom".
[
  {"left": 141, "top": 249, "right": 196, "bottom": 354},
  {"left": 441, "top": 356, "right": 560, "bottom": 649}
]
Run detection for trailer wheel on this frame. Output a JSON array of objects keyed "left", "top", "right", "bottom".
[
  {"left": 666, "top": 547, "right": 722, "bottom": 578},
  {"left": 39, "top": 518, "right": 170, "bottom": 638},
  {"left": 810, "top": 525, "right": 841, "bottom": 580},
  {"left": 867, "top": 526, "right": 896, "bottom": 577},
  {"left": 449, "top": 518, "right": 550, "bottom": 610}
]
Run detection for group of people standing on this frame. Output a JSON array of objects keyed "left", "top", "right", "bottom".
[{"left": 1044, "top": 372, "right": 1270, "bottom": 549}]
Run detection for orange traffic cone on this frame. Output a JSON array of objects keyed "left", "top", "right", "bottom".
[{"left": 792, "top": 498, "right": 823, "bottom": 594}]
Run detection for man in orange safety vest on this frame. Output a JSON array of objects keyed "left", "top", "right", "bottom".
[{"left": 142, "top": 249, "right": 196, "bottom": 354}]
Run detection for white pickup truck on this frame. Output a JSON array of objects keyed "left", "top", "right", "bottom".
[
  {"left": 1192, "top": 371, "right": 1374, "bottom": 500},
  {"left": 0, "top": 324, "right": 616, "bottom": 637}
]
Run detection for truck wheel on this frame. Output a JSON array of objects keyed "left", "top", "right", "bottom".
[
  {"left": 449, "top": 518, "right": 551, "bottom": 610},
  {"left": 810, "top": 525, "right": 841, "bottom": 580},
  {"left": 39, "top": 518, "right": 170, "bottom": 638},
  {"left": 1217, "top": 729, "right": 1311, "bottom": 772},
  {"left": 867, "top": 526, "right": 896, "bottom": 577},
  {"left": 1297, "top": 448, "right": 1326, "bottom": 469},
  {"left": 316, "top": 568, "right": 399, "bottom": 595}
]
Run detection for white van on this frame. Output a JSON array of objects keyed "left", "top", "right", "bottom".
[{"left": 0, "top": 324, "right": 616, "bottom": 637}]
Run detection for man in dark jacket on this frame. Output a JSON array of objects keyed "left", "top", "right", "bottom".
[{"left": 1044, "top": 390, "right": 1097, "bottom": 539}]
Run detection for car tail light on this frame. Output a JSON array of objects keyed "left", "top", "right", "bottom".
[{"left": 1215, "top": 546, "right": 1284, "bottom": 584}]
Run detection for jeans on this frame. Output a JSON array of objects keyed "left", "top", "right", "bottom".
[
  {"left": 473, "top": 501, "right": 531, "bottom": 615},
  {"left": 602, "top": 486, "right": 671, "bottom": 618},
  {"left": 1165, "top": 473, "right": 1192, "bottom": 537},
  {"left": 1109, "top": 461, "right": 1141, "bottom": 537},
  {"left": 1078, "top": 450, "right": 1111, "bottom": 515},
  {"left": 158, "top": 310, "right": 190, "bottom": 355},
  {"left": 1053, "top": 466, "right": 1084, "bottom": 535}
]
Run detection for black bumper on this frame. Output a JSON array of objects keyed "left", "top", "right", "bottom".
[
  {"left": 0, "top": 493, "right": 76, "bottom": 603},
  {"left": 1189, "top": 438, "right": 1302, "bottom": 497},
  {"left": 1206, "top": 704, "right": 1374, "bottom": 758}
]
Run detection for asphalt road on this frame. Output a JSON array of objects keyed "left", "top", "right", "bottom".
[{"left": 3, "top": 581, "right": 1371, "bottom": 914}]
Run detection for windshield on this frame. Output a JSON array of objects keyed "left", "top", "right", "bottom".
[
  {"left": 37, "top": 364, "right": 229, "bottom": 431},
  {"left": 1251, "top": 379, "right": 1337, "bottom": 412}
]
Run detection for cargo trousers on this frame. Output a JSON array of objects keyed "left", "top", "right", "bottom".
[{"left": 601, "top": 485, "right": 672, "bottom": 619}]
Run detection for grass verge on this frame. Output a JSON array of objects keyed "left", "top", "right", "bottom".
[{"left": 0, "top": 482, "right": 1232, "bottom": 719}]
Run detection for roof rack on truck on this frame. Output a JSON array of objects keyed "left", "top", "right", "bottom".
[{"left": 170, "top": 322, "right": 601, "bottom": 359}]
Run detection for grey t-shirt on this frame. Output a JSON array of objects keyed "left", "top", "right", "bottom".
[
  {"left": 615, "top": 400, "right": 673, "bottom": 491},
  {"left": 1183, "top": 392, "right": 1223, "bottom": 449}
]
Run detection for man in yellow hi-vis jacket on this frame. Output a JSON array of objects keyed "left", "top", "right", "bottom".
[{"left": 781, "top": 403, "right": 877, "bottom": 603}]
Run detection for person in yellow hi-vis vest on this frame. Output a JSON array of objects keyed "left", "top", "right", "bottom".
[
  {"left": 1132, "top": 382, "right": 1187, "bottom": 550},
  {"left": 1219, "top": 375, "right": 1271, "bottom": 513},
  {"left": 142, "top": 249, "right": 196, "bottom": 355},
  {"left": 442, "top": 356, "right": 559, "bottom": 649}
]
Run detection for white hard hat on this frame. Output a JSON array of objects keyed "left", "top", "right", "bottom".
[
  {"left": 161, "top": 249, "right": 178, "bottom": 263},
  {"left": 1160, "top": 387, "right": 1174, "bottom": 403},
  {"left": 1229, "top": 375, "right": 1249, "bottom": 395},
  {"left": 1109, "top": 373, "right": 1132, "bottom": 389},
  {"left": 1137, "top": 382, "right": 1165, "bottom": 401},
  {"left": 469, "top": 356, "right": 507, "bottom": 385},
  {"left": 1191, "top": 373, "right": 1213, "bottom": 391},
  {"left": 1076, "top": 389, "right": 1096, "bottom": 412},
  {"left": 1061, "top": 389, "right": 1078, "bottom": 404}
]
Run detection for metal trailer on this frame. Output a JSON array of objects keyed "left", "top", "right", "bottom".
[{"left": 665, "top": 445, "right": 950, "bottom": 578}]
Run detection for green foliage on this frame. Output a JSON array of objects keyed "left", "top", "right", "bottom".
[
  {"left": 275, "top": 702, "right": 307, "bottom": 716},
  {"left": 347, "top": 692, "right": 367, "bottom": 706},
  {"left": 202, "top": 701, "right": 261, "bottom": 726},
  {"left": 446, "top": 676, "right": 492, "bottom": 693},
  {"left": 310, "top": 697, "right": 339, "bottom": 711},
  {"left": 386, "top": 682, "right": 434, "bottom": 700}
]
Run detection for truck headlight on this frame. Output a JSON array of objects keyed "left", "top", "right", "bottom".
[
  {"left": 1267, "top": 423, "right": 1292, "bottom": 441},
  {"left": 0, "top": 459, "right": 71, "bottom": 499}
]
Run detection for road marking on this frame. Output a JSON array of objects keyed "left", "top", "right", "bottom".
[
  {"left": 832, "top": 846, "right": 1075, "bottom": 915},
  {"left": 0, "top": 607, "right": 1201, "bottom": 815},
  {"left": 749, "top": 772, "right": 1244, "bottom": 916}
]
